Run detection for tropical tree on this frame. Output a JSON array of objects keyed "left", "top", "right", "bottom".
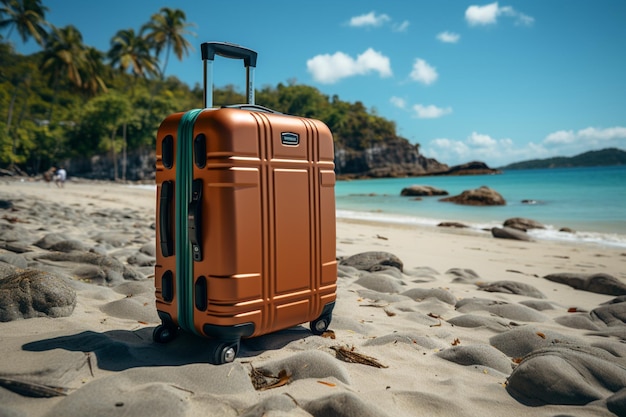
[
  {"left": 142, "top": 7, "right": 195, "bottom": 79},
  {"left": 41, "top": 25, "right": 85, "bottom": 88},
  {"left": 0, "top": 0, "right": 49, "bottom": 47},
  {"left": 40, "top": 24, "right": 88, "bottom": 122},
  {"left": 108, "top": 28, "right": 158, "bottom": 180},
  {"left": 68, "top": 91, "right": 131, "bottom": 180},
  {"left": 79, "top": 46, "right": 108, "bottom": 97},
  {"left": 108, "top": 28, "right": 159, "bottom": 80}
]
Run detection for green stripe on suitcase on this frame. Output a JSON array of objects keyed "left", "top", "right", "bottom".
[{"left": 175, "top": 109, "right": 203, "bottom": 335}]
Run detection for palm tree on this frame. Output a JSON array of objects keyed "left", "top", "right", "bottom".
[
  {"left": 108, "top": 28, "right": 158, "bottom": 181},
  {"left": 41, "top": 25, "right": 87, "bottom": 91},
  {"left": 0, "top": 0, "right": 49, "bottom": 47},
  {"left": 80, "top": 47, "right": 108, "bottom": 97},
  {"left": 142, "top": 7, "right": 195, "bottom": 79},
  {"left": 108, "top": 28, "right": 159, "bottom": 80},
  {"left": 1, "top": 0, "right": 49, "bottom": 168},
  {"left": 40, "top": 25, "right": 88, "bottom": 123}
]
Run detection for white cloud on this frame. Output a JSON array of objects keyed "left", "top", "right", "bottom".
[
  {"left": 348, "top": 11, "right": 409, "bottom": 32},
  {"left": 544, "top": 130, "right": 575, "bottom": 145},
  {"left": 412, "top": 104, "right": 452, "bottom": 119},
  {"left": 390, "top": 96, "right": 406, "bottom": 109},
  {"left": 410, "top": 58, "right": 438, "bottom": 85},
  {"left": 306, "top": 48, "right": 392, "bottom": 84},
  {"left": 422, "top": 126, "right": 626, "bottom": 166},
  {"left": 465, "top": 2, "right": 534, "bottom": 27},
  {"left": 393, "top": 20, "right": 410, "bottom": 32},
  {"left": 349, "top": 11, "right": 391, "bottom": 28},
  {"left": 544, "top": 126, "right": 626, "bottom": 145},
  {"left": 467, "top": 132, "right": 497, "bottom": 147},
  {"left": 465, "top": 2, "right": 499, "bottom": 25},
  {"left": 425, "top": 133, "right": 523, "bottom": 166},
  {"left": 437, "top": 31, "right": 460, "bottom": 43}
]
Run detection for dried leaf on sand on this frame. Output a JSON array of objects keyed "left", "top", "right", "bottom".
[
  {"left": 249, "top": 366, "right": 292, "bottom": 391},
  {"left": 0, "top": 377, "right": 69, "bottom": 398},
  {"left": 330, "top": 345, "right": 388, "bottom": 368}
]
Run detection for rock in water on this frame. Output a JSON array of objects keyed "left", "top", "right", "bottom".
[
  {"left": 503, "top": 217, "right": 545, "bottom": 231},
  {"left": 0, "top": 269, "right": 76, "bottom": 322},
  {"left": 491, "top": 227, "right": 534, "bottom": 242},
  {"left": 439, "top": 186, "right": 505, "bottom": 206},
  {"left": 400, "top": 185, "right": 448, "bottom": 197}
]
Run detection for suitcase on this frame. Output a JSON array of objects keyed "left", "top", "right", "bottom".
[{"left": 153, "top": 42, "right": 337, "bottom": 364}]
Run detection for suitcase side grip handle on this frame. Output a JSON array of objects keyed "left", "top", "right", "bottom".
[
  {"left": 221, "top": 104, "right": 280, "bottom": 114},
  {"left": 188, "top": 179, "right": 203, "bottom": 262},
  {"left": 159, "top": 181, "right": 174, "bottom": 257},
  {"left": 201, "top": 42, "right": 257, "bottom": 68}
]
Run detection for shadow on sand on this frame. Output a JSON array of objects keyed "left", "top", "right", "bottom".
[{"left": 22, "top": 325, "right": 312, "bottom": 370}]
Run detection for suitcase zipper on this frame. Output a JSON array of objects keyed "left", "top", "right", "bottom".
[{"left": 175, "top": 108, "right": 203, "bottom": 335}]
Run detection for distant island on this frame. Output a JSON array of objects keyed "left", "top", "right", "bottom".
[{"left": 499, "top": 148, "right": 626, "bottom": 170}]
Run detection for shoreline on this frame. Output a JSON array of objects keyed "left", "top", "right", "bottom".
[
  {"left": 5, "top": 177, "right": 626, "bottom": 249},
  {"left": 337, "top": 208, "right": 626, "bottom": 249}
]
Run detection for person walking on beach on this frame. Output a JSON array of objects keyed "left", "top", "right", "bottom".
[
  {"left": 43, "top": 167, "right": 56, "bottom": 185},
  {"left": 54, "top": 167, "right": 67, "bottom": 188}
]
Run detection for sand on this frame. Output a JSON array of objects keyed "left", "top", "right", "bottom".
[{"left": 0, "top": 178, "right": 625, "bottom": 417}]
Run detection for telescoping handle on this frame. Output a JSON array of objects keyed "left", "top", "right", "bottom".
[{"left": 201, "top": 42, "right": 258, "bottom": 108}]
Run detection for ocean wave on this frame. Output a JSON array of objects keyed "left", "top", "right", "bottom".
[{"left": 337, "top": 209, "right": 626, "bottom": 249}]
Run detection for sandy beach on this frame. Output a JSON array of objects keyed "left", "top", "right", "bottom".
[{"left": 1, "top": 178, "right": 625, "bottom": 417}]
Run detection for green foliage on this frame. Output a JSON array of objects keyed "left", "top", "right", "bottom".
[
  {"left": 501, "top": 148, "right": 626, "bottom": 170},
  {"left": 257, "top": 83, "right": 399, "bottom": 151},
  {"left": 67, "top": 90, "right": 131, "bottom": 156},
  {"left": 1, "top": 16, "right": 408, "bottom": 174}
]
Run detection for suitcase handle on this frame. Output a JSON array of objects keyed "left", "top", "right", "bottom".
[
  {"left": 201, "top": 42, "right": 257, "bottom": 108},
  {"left": 221, "top": 104, "right": 280, "bottom": 114},
  {"left": 201, "top": 42, "right": 257, "bottom": 67},
  {"left": 159, "top": 181, "right": 174, "bottom": 257},
  {"left": 188, "top": 179, "right": 203, "bottom": 262}
]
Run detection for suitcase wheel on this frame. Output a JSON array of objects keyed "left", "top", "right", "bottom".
[
  {"left": 213, "top": 341, "right": 239, "bottom": 365},
  {"left": 310, "top": 315, "right": 331, "bottom": 335},
  {"left": 153, "top": 324, "right": 178, "bottom": 344}
]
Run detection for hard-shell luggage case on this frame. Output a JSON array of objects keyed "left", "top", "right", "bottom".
[{"left": 153, "top": 42, "right": 337, "bottom": 364}]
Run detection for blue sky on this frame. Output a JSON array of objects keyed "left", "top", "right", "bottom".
[{"left": 11, "top": 0, "right": 626, "bottom": 166}]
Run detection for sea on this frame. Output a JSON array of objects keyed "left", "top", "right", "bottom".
[{"left": 336, "top": 165, "right": 626, "bottom": 248}]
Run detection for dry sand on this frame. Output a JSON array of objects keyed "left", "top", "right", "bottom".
[{"left": 0, "top": 179, "right": 625, "bottom": 417}]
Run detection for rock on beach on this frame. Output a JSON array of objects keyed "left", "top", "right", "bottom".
[{"left": 0, "top": 269, "right": 76, "bottom": 322}]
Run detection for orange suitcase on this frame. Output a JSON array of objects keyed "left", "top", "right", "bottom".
[{"left": 153, "top": 42, "right": 337, "bottom": 364}]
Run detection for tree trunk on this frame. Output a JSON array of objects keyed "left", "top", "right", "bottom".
[
  {"left": 122, "top": 123, "right": 127, "bottom": 181},
  {"left": 110, "top": 127, "right": 118, "bottom": 181},
  {"left": 5, "top": 86, "right": 17, "bottom": 138}
]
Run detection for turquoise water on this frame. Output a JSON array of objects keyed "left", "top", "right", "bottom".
[{"left": 336, "top": 166, "right": 626, "bottom": 248}]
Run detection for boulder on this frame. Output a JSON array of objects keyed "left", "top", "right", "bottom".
[
  {"left": 435, "top": 161, "right": 501, "bottom": 176},
  {"left": 400, "top": 185, "right": 448, "bottom": 197},
  {"left": 503, "top": 217, "right": 545, "bottom": 231},
  {"left": 437, "top": 221, "right": 469, "bottom": 228},
  {"left": 544, "top": 273, "right": 626, "bottom": 296},
  {"left": 506, "top": 345, "right": 626, "bottom": 406},
  {"left": 339, "top": 251, "right": 403, "bottom": 272},
  {"left": 478, "top": 280, "right": 546, "bottom": 299},
  {"left": 0, "top": 269, "right": 76, "bottom": 322},
  {"left": 33, "top": 251, "right": 144, "bottom": 284},
  {"left": 439, "top": 186, "right": 505, "bottom": 206},
  {"left": 491, "top": 227, "right": 534, "bottom": 242},
  {"left": 446, "top": 268, "right": 481, "bottom": 283},
  {"left": 34, "top": 233, "right": 71, "bottom": 249}
]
